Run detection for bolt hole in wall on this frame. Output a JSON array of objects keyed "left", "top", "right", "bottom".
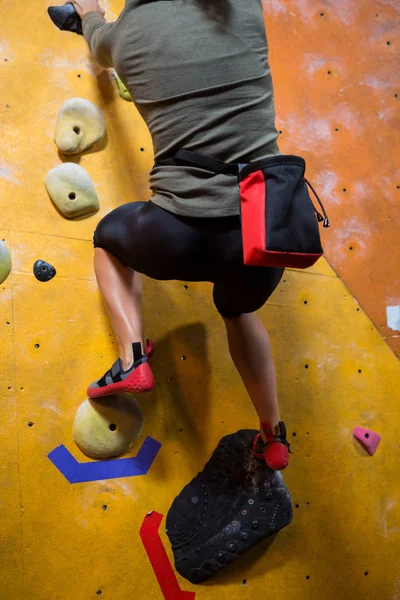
[
  {"left": 73, "top": 126, "right": 80, "bottom": 134},
  {"left": 34, "top": 344, "right": 40, "bottom": 349},
  {"left": 96, "top": 590, "right": 102, "bottom": 595},
  {"left": 242, "top": 579, "right": 247, "bottom": 586},
  {"left": 28, "top": 422, "right": 34, "bottom": 427},
  {"left": 181, "top": 356, "right": 186, "bottom": 360},
  {"left": 102, "top": 505, "right": 107, "bottom": 511},
  {"left": 109, "top": 424, "right": 117, "bottom": 432},
  {"left": 69, "top": 193, "right": 76, "bottom": 200},
  {"left": 306, "top": 575, "right": 311, "bottom": 580}
]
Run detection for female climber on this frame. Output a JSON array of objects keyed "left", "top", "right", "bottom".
[{"left": 65, "top": 0, "right": 291, "bottom": 470}]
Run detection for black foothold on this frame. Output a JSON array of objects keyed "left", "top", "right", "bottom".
[
  {"left": 48, "top": 5, "right": 83, "bottom": 35},
  {"left": 33, "top": 260, "right": 56, "bottom": 282}
]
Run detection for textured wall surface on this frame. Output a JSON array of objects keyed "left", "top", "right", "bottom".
[{"left": 0, "top": 1, "right": 399, "bottom": 600}]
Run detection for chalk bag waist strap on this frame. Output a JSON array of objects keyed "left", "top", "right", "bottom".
[{"left": 155, "top": 150, "right": 330, "bottom": 269}]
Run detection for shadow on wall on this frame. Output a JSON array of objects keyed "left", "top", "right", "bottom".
[
  {"left": 94, "top": 68, "right": 150, "bottom": 202},
  {"left": 140, "top": 321, "right": 212, "bottom": 469}
]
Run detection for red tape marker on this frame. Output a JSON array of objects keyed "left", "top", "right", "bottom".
[{"left": 140, "top": 511, "right": 196, "bottom": 600}]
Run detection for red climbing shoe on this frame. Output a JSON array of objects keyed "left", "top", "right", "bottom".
[
  {"left": 252, "top": 421, "right": 291, "bottom": 471},
  {"left": 87, "top": 340, "right": 155, "bottom": 399}
]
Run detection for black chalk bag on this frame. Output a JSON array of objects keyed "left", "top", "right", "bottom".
[{"left": 156, "top": 150, "right": 329, "bottom": 269}]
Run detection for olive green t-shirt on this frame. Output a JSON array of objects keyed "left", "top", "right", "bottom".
[{"left": 83, "top": 0, "right": 280, "bottom": 217}]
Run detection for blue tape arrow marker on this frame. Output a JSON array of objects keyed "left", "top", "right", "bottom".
[{"left": 48, "top": 436, "right": 161, "bottom": 484}]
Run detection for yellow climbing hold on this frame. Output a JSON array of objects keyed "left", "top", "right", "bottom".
[
  {"left": 0, "top": 241, "right": 11, "bottom": 284},
  {"left": 113, "top": 70, "right": 132, "bottom": 102}
]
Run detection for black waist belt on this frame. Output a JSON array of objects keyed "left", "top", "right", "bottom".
[{"left": 155, "top": 149, "right": 244, "bottom": 177}]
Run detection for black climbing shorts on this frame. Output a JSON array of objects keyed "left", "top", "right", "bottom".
[{"left": 93, "top": 201, "right": 283, "bottom": 319}]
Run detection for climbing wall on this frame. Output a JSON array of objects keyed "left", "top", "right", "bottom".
[{"left": 0, "top": 1, "right": 399, "bottom": 600}]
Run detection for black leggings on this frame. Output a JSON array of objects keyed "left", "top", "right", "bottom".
[{"left": 93, "top": 201, "right": 283, "bottom": 319}]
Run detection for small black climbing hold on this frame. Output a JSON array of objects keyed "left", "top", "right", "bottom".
[
  {"left": 252, "top": 520, "right": 259, "bottom": 529},
  {"left": 227, "top": 542, "right": 236, "bottom": 552},
  {"left": 33, "top": 260, "right": 56, "bottom": 282},
  {"left": 48, "top": 5, "right": 83, "bottom": 35}
]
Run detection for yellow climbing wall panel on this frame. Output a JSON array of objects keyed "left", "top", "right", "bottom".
[{"left": 1, "top": 1, "right": 399, "bottom": 600}]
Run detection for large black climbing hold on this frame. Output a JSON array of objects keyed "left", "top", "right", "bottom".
[
  {"left": 33, "top": 260, "right": 56, "bottom": 282},
  {"left": 48, "top": 5, "right": 83, "bottom": 35},
  {"left": 166, "top": 430, "right": 293, "bottom": 583}
]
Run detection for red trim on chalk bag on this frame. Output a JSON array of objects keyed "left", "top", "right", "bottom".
[
  {"left": 261, "top": 250, "right": 323, "bottom": 269},
  {"left": 239, "top": 170, "right": 267, "bottom": 265}
]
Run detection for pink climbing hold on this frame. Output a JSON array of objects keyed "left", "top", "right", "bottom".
[{"left": 353, "top": 427, "right": 381, "bottom": 456}]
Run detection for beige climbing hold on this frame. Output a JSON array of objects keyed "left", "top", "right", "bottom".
[
  {"left": 73, "top": 396, "right": 144, "bottom": 459},
  {"left": 0, "top": 241, "right": 11, "bottom": 284},
  {"left": 55, "top": 98, "right": 105, "bottom": 155},
  {"left": 44, "top": 162, "right": 99, "bottom": 218}
]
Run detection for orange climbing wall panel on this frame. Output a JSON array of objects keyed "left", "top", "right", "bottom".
[
  {"left": 0, "top": 2, "right": 399, "bottom": 600},
  {"left": 264, "top": 0, "right": 400, "bottom": 355}
]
